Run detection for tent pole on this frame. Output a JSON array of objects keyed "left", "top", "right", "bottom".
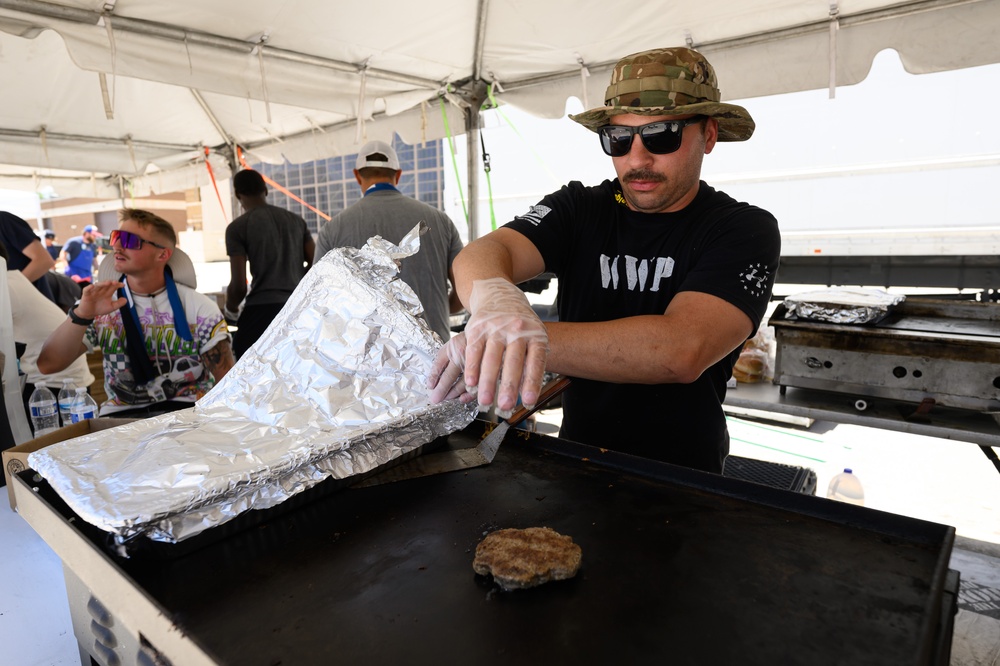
[{"left": 465, "top": 106, "right": 479, "bottom": 242}]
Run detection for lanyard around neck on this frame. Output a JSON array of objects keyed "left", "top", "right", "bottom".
[{"left": 119, "top": 266, "right": 193, "bottom": 344}]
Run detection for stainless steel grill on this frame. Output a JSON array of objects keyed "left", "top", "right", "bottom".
[{"left": 770, "top": 298, "right": 1000, "bottom": 416}]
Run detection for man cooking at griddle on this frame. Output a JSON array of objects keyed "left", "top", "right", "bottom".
[{"left": 428, "top": 46, "right": 780, "bottom": 474}]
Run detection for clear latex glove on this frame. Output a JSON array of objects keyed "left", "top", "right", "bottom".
[
  {"left": 462, "top": 278, "right": 549, "bottom": 412},
  {"left": 427, "top": 332, "right": 476, "bottom": 405}
]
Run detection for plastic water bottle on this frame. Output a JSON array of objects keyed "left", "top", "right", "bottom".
[
  {"left": 826, "top": 468, "right": 865, "bottom": 506},
  {"left": 69, "top": 387, "right": 99, "bottom": 423},
  {"left": 28, "top": 383, "right": 60, "bottom": 436},
  {"left": 57, "top": 378, "right": 77, "bottom": 426}
]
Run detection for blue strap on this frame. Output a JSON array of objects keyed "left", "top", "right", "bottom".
[
  {"left": 164, "top": 267, "right": 193, "bottom": 342},
  {"left": 364, "top": 182, "right": 398, "bottom": 196},
  {"left": 120, "top": 266, "right": 193, "bottom": 345}
]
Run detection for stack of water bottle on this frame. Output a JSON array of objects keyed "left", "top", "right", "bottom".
[{"left": 27, "top": 378, "right": 99, "bottom": 436}]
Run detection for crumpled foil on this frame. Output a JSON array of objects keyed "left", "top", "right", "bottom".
[
  {"left": 783, "top": 287, "right": 906, "bottom": 324},
  {"left": 29, "top": 223, "right": 475, "bottom": 549}
]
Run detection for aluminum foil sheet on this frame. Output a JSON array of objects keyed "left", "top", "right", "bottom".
[
  {"left": 29, "top": 223, "right": 475, "bottom": 549},
  {"left": 783, "top": 287, "right": 906, "bottom": 324}
]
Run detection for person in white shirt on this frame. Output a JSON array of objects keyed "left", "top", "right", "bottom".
[{"left": 1, "top": 238, "right": 94, "bottom": 430}]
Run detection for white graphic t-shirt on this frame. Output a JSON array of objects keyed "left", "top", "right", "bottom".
[{"left": 85, "top": 285, "right": 230, "bottom": 414}]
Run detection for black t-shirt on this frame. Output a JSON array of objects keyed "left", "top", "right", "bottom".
[
  {"left": 0, "top": 211, "right": 38, "bottom": 272},
  {"left": 225, "top": 204, "right": 311, "bottom": 306},
  {"left": 0, "top": 211, "right": 55, "bottom": 301},
  {"left": 504, "top": 180, "right": 780, "bottom": 473}
]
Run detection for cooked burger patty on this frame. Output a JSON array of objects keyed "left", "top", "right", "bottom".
[{"left": 473, "top": 527, "right": 582, "bottom": 590}]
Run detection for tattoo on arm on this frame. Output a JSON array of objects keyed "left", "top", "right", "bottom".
[{"left": 202, "top": 340, "right": 236, "bottom": 382}]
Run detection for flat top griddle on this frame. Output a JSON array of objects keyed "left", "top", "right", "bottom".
[
  {"left": 27, "top": 421, "right": 955, "bottom": 666},
  {"left": 772, "top": 298, "right": 1000, "bottom": 347}
]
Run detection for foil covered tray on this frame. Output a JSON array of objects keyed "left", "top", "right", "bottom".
[
  {"left": 29, "top": 224, "right": 474, "bottom": 552},
  {"left": 782, "top": 287, "right": 905, "bottom": 324}
]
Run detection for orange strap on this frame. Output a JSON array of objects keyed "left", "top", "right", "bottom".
[
  {"left": 204, "top": 147, "right": 228, "bottom": 219},
  {"left": 237, "top": 146, "right": 331, "bottom": 221}
]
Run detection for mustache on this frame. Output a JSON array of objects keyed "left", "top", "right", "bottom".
[{"left": 622, "top": 168, "right": 665, "bottom": 183}]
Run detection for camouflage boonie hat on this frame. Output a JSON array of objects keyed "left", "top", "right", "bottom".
[{"left": 569, "top": 47, "right": 755, "bottom": 142}]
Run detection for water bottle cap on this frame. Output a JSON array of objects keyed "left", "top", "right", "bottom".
[
  {"left": 844, "top": 468, "right": 853, "bottom": 474},
  {"left": 75, "top": 387, "right": 87, "bottom": 394}
]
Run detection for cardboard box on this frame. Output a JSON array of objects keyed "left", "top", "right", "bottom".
[{"left": 4, "top": 418, "right": 139, "bottom": 510}]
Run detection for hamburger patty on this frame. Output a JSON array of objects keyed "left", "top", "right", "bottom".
[{"left": 473, "top": 527, "right": 582, "bottom": 590}]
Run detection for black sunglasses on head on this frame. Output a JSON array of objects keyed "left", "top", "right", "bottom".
[
  {"left": 598, "top": 116, "right": 705, "bottom": 157},
  {"left": 110, "top": 229, "right": 166, "bottom": 250}
]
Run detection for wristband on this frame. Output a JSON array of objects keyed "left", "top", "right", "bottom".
[{"left": 68, "top": 305, "right": 95, "bottom": 326}]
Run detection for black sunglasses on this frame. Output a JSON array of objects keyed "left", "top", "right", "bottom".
[
  {"left": 598, "top": 116, "right": 705, "bottom": 157},
  {"left": 110, "top": 229, "right": 166, "bottom": 250}
]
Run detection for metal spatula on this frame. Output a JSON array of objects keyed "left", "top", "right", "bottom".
[{"left": 352, "top": 375, "right": 571, "bottom": 487}]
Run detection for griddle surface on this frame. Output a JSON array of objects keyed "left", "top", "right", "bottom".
[{"left": 42, "top": 425, "right": 954, "bottom": 665}]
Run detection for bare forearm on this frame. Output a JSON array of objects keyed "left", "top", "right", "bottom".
[
  {"left": 225, "top": 283, "right": 247, "bottom": 312},
  {"left": 544, "top": 296, "right": 754, "bottom": 385},
  {"left": 226, "top": 256, "right": 248, "bottom": 311},
  {"left": 21, "top": 243, "right": 55, "bottom": 282},
  {"left": 448, "top": 287, "right": 464, "bottom": 315},
  {"left": 38, "top": 280, "right": 124, "bottom": 374},
  {"left": 452, "top": 229, "right": 544, "bottom": 308},
  {"left": 544, "top": 318, "right": 695, "bottom": 384},
  {"left": 202, "top": 339, "right": 235, "bottom": 382},
  {"left": 37, "top": 319, "right": 88, "bottom": 374},
  {"left": 22, "top": 259, "right": 50, "bottom": 282},
  {"left": 304, "top": 237, "right": 316, "bottom": 268},
  {"left": 452, "top": 240, "right": 515, "bottom": 306}
]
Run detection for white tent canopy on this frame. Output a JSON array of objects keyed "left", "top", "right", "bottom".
[{"left": 1, "top": 0, "right": 999, "bottom": 214}]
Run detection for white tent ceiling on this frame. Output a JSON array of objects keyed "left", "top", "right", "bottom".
[{"left": 1, "top": 0, "right": 999, "bottom": 205}]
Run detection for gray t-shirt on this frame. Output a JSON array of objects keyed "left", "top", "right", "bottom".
[
  {"left": 226, "top": 204, "right": 312, "bottom": 306},
  {"left": 315, "top": 187, "right": 464, "bottom": 340}
]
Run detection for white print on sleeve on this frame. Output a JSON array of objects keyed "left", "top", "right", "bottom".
[
  {"left": 514, "top": 204, "right": 552, "bottom": 226},
  {"left": 599, "top": 254, "right": 674, "bottom": 292},
  {"left": 741, "top": 263, "right": 772, "bottom": 297}
]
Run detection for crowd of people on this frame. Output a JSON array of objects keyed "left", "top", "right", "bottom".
[{"left": 2, "top": 45, "right": 778, "bottom": 475}]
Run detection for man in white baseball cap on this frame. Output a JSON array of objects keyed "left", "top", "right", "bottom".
[
  {"left": 315, "top": 139, "right": 464, "bottom": 341},
  {"left": 355, "top": 139, "right": 401, "bottom": 170}
]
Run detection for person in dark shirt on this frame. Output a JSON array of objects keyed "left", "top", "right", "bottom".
[
  {"left": 0, "top": 210, "right": 55, "bottom": 301},
  {"left": 43, "top": 230, "right": 62, "bottom": 260},
  {"left": 428, "top": 47, "right": 781, "bottom": 474},
  {"left": 225, "top": 169, "right": 315, "bottom": 359}
]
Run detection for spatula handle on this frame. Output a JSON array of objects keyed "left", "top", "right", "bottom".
[{"left": 503, "top": 375, "right": 572, "bottom": 429}]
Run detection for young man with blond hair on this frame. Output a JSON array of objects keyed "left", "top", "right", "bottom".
[{"left": 39, "top": 209, "right": 235, "bottom": 417}]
